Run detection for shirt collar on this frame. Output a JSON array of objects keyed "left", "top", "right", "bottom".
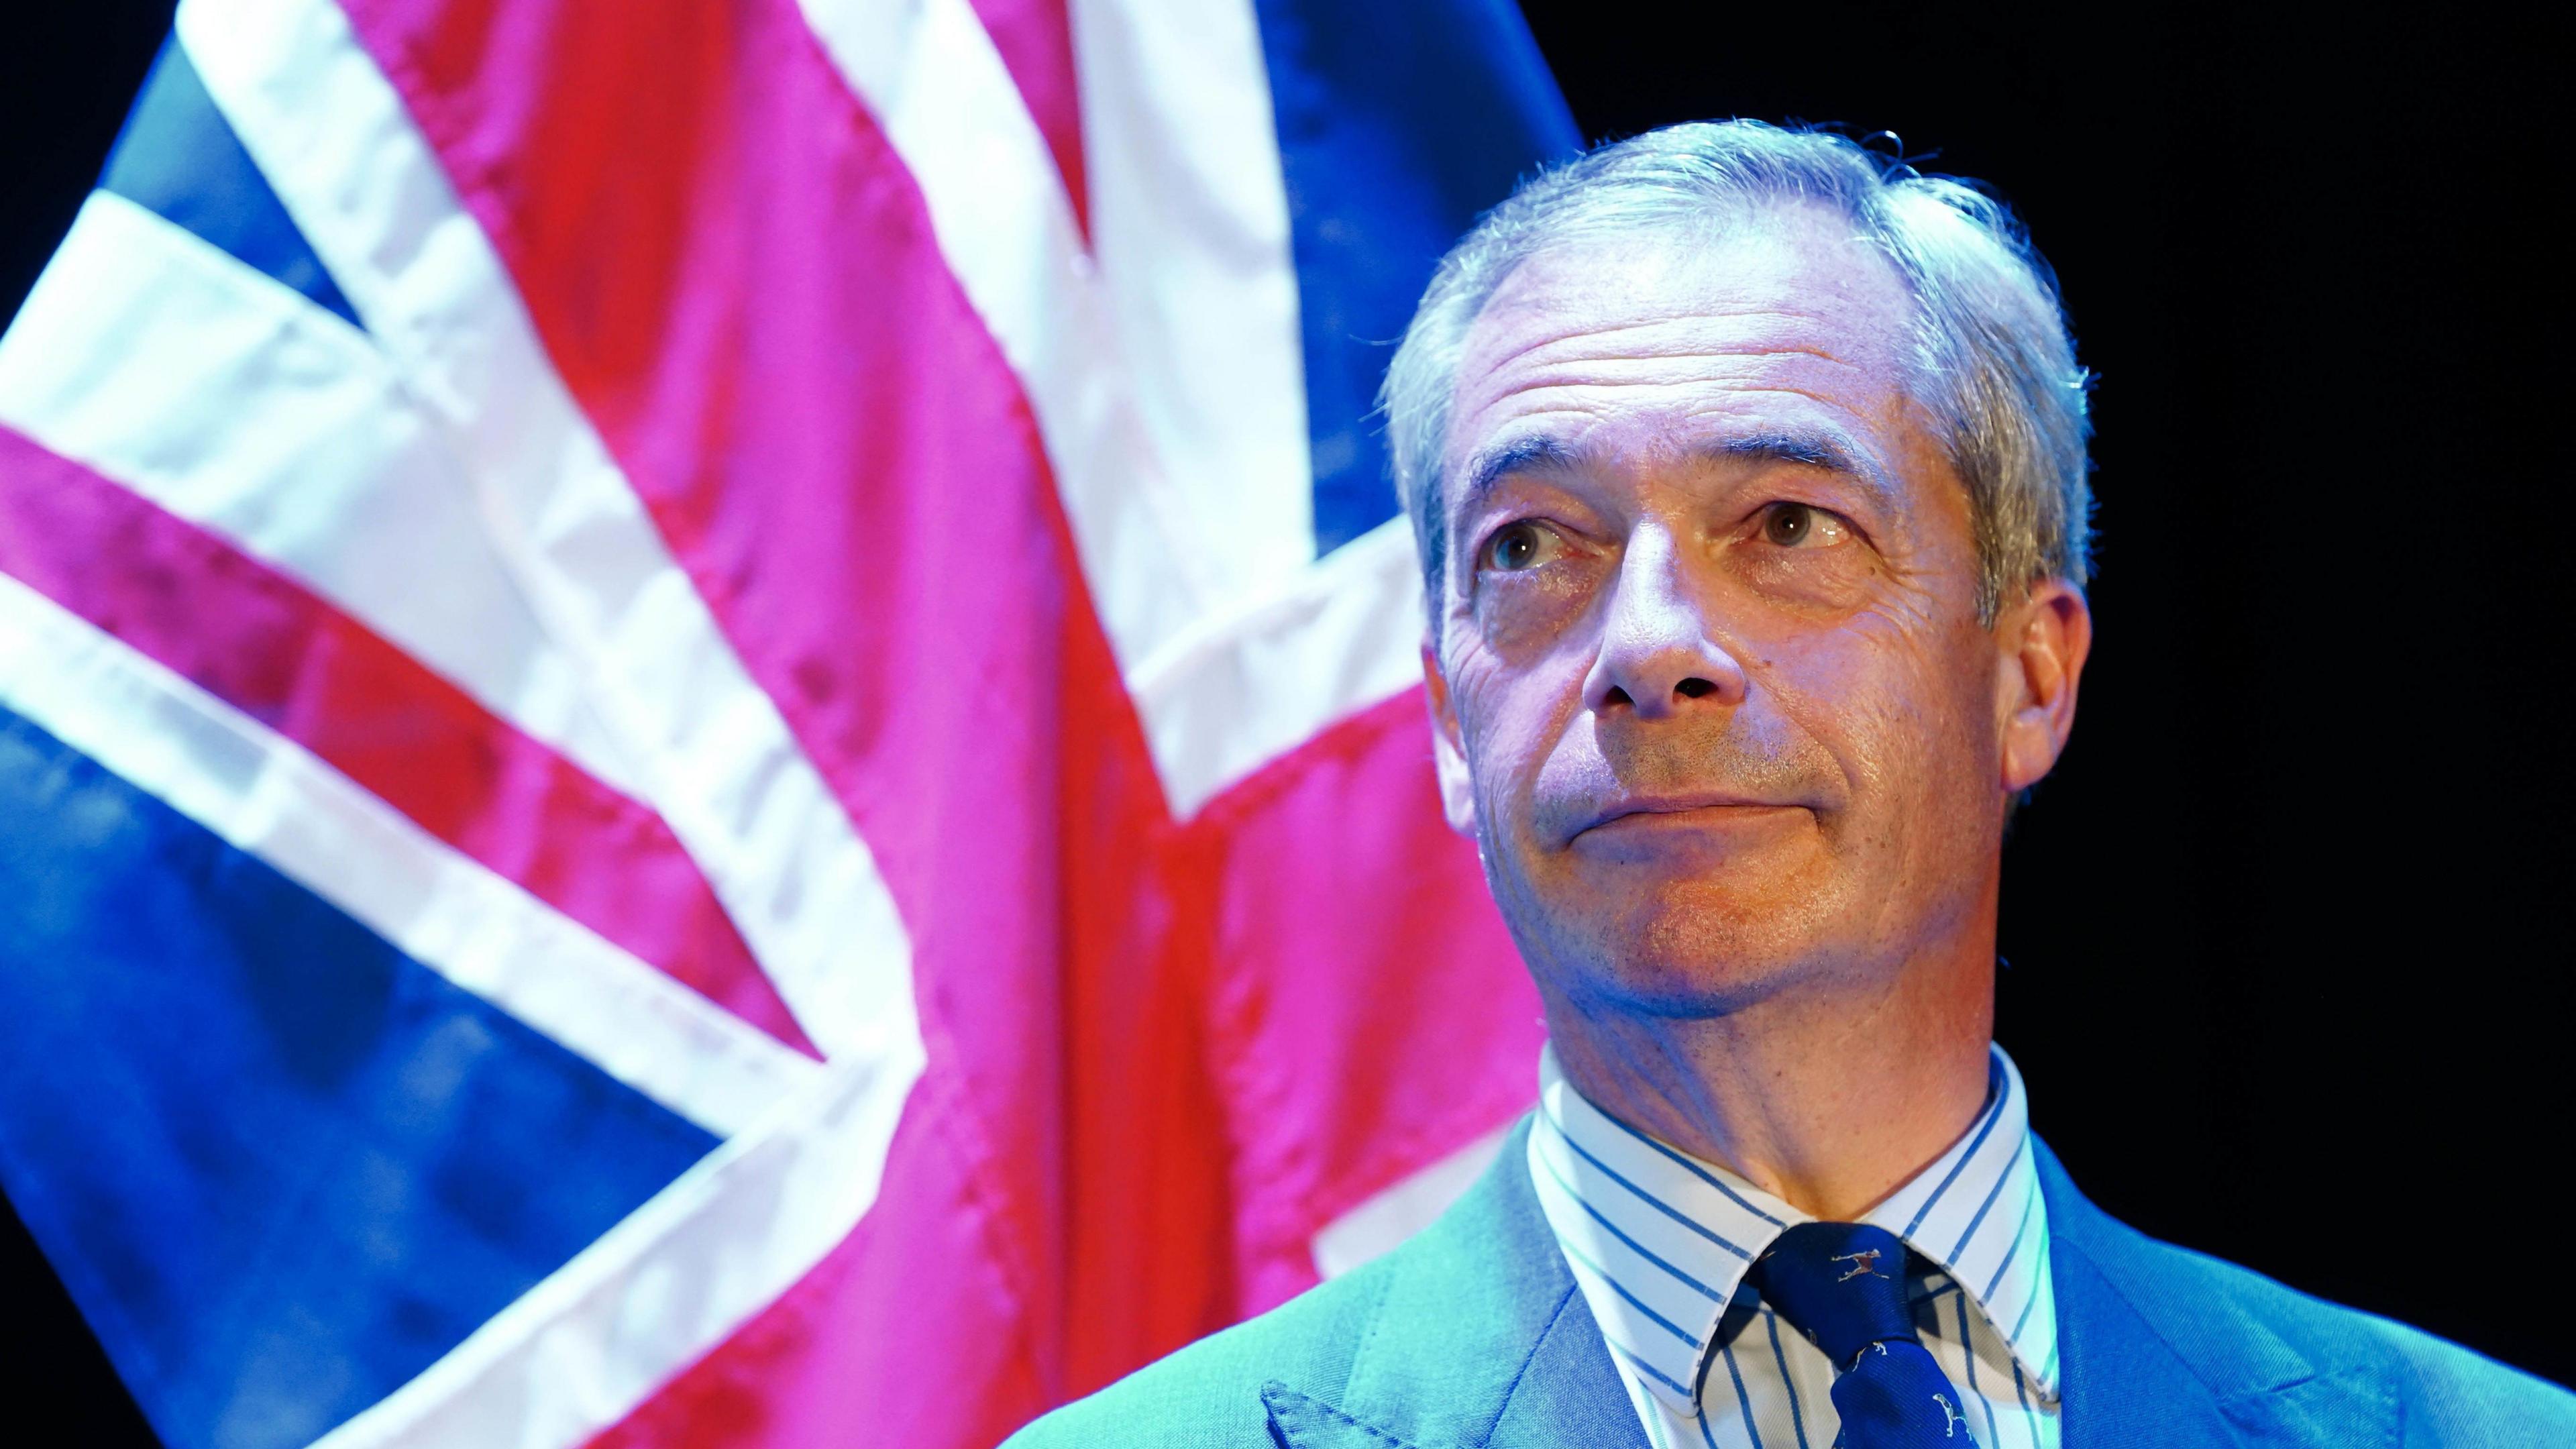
[{"left": 1527, "top": 1042, "right": 2058, "bottom": 1416}]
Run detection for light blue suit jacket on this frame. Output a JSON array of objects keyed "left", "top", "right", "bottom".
[{"left": 1010, "top": 1121, "right": 2575, "bottom": 1447}]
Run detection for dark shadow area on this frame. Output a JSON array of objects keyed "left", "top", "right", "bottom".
[
  {"left": 1, "top": 2, "right": 174, "bottom": 335},
  {"left": 1, "top": 1179, "right": 162, "bottom": 1445},
  {"left": 3, "top": 3, "right": 177, "bottom": 1440}
]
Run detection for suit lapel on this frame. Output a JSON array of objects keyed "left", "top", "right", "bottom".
[
  {"left": 2045, "top": 1172, "right": 2248, "bottom": 1449},
  {"left": 1481, "top": 1285, "right": 1653, "bottom": 1449},
  {"left": 1267, "top": 1119, "right": 1648, "bottom": 1449}
]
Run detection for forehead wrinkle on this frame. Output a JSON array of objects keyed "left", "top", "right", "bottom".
[
  {"left": 1466, "top": 306, "right": 1871, "bottom": 390},
  {"left": 1485, "top": 349, "right": 1883, "bottom": 407},
  {"left": 1453, "top": 339, "right": 1889, "bottom": 460},
  {"left": 1448, "top": 347, "right": 1894, "bottom": 492}
]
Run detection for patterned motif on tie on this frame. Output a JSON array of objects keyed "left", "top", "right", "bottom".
[{"left": 1746, "top": 1222, "right": 1978, "bottom": 1448}]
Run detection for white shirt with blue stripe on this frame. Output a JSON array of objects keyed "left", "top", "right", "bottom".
[{"left": 1528, "top": 1043, "right": 2061, "bottom": 1449}]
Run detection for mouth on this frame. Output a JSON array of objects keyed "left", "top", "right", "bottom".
[{"left": 1571, "top": 794, "right": 1807, "bottom": 842}]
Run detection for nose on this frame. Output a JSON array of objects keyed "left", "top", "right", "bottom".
[{"left": 1580, "top": 525, "right": 1748, "bottom": 720}]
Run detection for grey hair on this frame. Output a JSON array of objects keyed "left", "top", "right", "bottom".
[{"left": 1382, "top": 119, "right": 2093, "bottom": 627}]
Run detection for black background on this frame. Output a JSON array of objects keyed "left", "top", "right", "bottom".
[{"left": 3, "top": 3, "right": 2565, "bottom": 1442}]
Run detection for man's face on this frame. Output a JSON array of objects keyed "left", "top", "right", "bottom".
[{"left": 1425, "top": 206, "right": 2083, "bottom": 1018}]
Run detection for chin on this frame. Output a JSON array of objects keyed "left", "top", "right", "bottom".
[{"left": 1554, "top": 877, "right": 1849, "bottom": 1019}]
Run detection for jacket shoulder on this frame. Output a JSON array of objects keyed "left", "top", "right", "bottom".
[
  {"left": 2361, "top": 1309, "right": 2576, "bottom": 1445},
  {"left": 2054, "top": 1172, "right": 2575, "bottom": 1444},
  {"left": 2165, "top": 1238, "right": 2567, "bottom": 1431},
  {"left": 1003, "top": 1255, "right": 1395, "bottom": 1449}
]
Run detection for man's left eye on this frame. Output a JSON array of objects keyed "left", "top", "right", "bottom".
[{"left": 1760, "top": 503, "right": 1851, "bottom": 549}]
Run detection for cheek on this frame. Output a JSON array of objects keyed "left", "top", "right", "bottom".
[
  {"left": 1445, "top": 643, "right": 1589, "bottom": 820},
  {"left": 1752, "top": 617, "right": 1997, "bottom": 823},
  {"left": 1442, "top": 650, "right": 1529, "bottom": 784}
]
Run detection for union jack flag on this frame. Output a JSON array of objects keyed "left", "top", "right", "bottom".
[{"left": 0, "top": 2, "right": 1575, "bottom": 1446}]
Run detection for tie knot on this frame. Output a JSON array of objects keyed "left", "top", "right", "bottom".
[{"left": 1747, "top": 1222, "right": 1918, "bottom": 1368}]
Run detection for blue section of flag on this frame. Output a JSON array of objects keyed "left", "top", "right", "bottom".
[
  {"left": 0, "top": 707, "right": 716, "bottom": 1449},
  {"left": 98, "top": 37, "right": 362, "bottom": 329},
  {"left": 1252, "top": 0, "right": 1580, "bottom": 555}
]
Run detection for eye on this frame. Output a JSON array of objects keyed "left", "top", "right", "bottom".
[
  {"left": 1760, "top": 502, "right": 1850, "bottom": 549},
  {"left": 1480, "top": 521, "right": 1557, "bottom": 573}
]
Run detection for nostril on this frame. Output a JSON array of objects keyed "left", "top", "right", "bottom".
[
  {"left": 1674, "top": 677, "right": 1717, "bottom": 700},
  {"left": 1603, "top": 685, "right": 1633, "bottom": 708}
]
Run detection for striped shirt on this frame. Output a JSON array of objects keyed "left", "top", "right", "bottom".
[{"left": 1529, "top": 1044, "right": 2060, "bottom": 1449}]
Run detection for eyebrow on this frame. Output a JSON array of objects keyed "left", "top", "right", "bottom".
[
  {"left": 1451, "top": 425, "right": 1899, "bottom": 522},
  {"left": 1702, "top": 429, "right": 1898, "bottom": 504},
  {"left": 1456, "top": 435, "right": 1580, "bottom": 516}
]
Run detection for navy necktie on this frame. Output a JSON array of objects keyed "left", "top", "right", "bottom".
[{"left": 1746, "top": 1222, "right": 1979, "bottom": 1448}]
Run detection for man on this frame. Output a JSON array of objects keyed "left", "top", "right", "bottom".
[{"left": 1012, "top": 121, "right": 2574, "bottom": 1447}]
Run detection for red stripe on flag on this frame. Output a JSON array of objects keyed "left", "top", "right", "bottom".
[
  {"left": 1185, "top": 687, "right": 1541, "bottom": 1313},
  {"left": 969, "top": 0, "right": 1089, "bottom": 236},
  {"left": 0, "top": 423, "right": 818, "bottom": 1058},
  {"left": 338, "top": 0, "right": 1228, "bottom": 1437}
]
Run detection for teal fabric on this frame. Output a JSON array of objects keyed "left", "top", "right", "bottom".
[{"left": 1009, "top": 1120, "right": 2576, "bottom": 1448}]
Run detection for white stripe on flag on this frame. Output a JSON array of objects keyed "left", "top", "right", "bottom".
[
  {"left": 305, "top": 1047, "right": 920, "bottom": 1449},
  {"left": 0, "top": 189, "right": 649, "bottom": 808},
  {"left": 1069, "top": 0, "right": 1316, "bottom": 582},
  {"left": 797, "top": 0, "right": 1228, "bottom": 675},
  {"left": 1130, "top": 516, "right": 1426, "bottom": 818},
  {"left": 179, "top": 0, "right": 920, "bottom": 1068},
  {"left": 0, "top": 572, "right": 818, "bottom": 1142}
]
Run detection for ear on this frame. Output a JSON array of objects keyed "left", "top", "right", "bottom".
[
  {"left": 1421, "top": 642, "right": 1479, "bottom": 835},
  {"left": 1996, "top": 579, "right": 2092, "bottom": 794}
]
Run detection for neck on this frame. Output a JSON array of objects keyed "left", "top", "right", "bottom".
[{"left": 1540, "top": 922, "right": 1996, "bottom": 1222}]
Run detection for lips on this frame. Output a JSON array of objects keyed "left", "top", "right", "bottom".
[{"left": 1572, "top": 793, "right": 1803, "bottom": 839}]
